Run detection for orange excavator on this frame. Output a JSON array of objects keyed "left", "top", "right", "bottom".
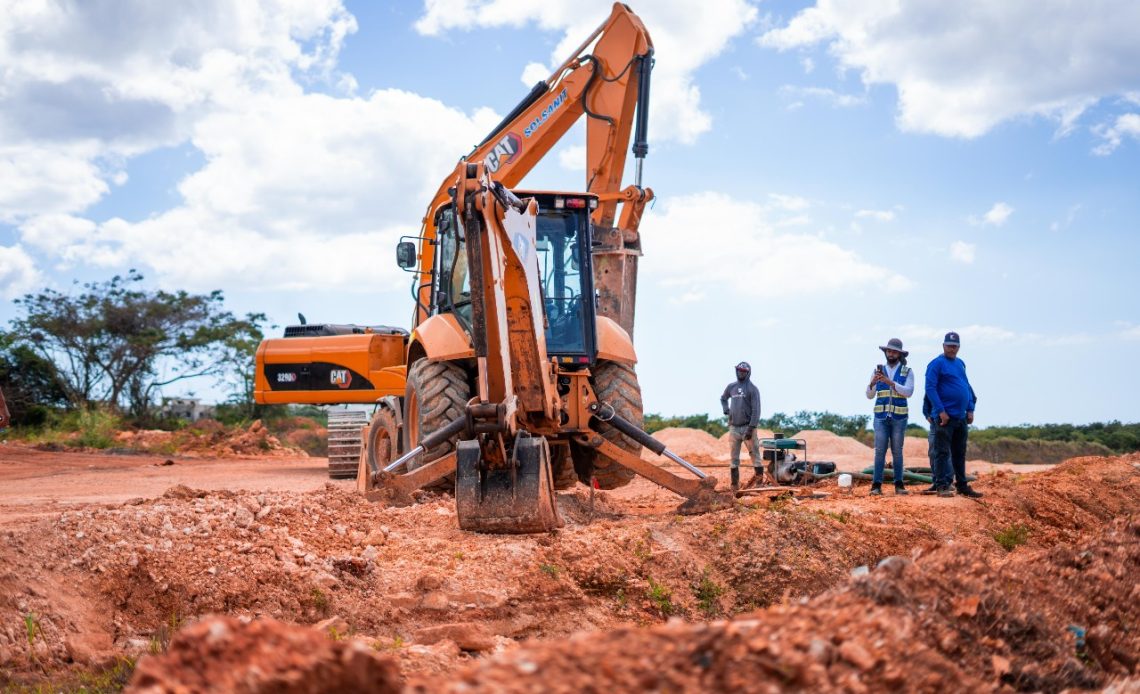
[{"left": 254, "top": 3, "right": 730, "bottom": 531}]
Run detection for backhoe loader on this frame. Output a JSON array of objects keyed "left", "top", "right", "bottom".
[
  {"left": 360, "top": 162, "right": 728, "bottom": 532},
  {"left": 256, "top": 2, "right": 653, "bottom": 478},
  {"left": 254, "top": 3, "right": 731, "bottom": 531}
]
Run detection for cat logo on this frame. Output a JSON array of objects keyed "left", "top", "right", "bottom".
[
  {"left": 484, "top": 132, "right": 521, "bottom": 173},
  {"left": 330, "top": 369, "right": 352, "bottom": 388}
]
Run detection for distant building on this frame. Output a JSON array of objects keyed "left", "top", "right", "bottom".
[{"left": 161, "top": 397, "right": 216, "bottom": 422}]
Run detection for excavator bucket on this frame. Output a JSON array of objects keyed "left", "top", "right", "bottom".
[{"left": 456, "top": 437, "right": 563, "bottom": 534}]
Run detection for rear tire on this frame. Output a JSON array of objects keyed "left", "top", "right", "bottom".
[
  {"left": 404, "top": 359, "right": 469, "bottom": 491},
  {"left": 572, "top": 361, "right": 642, "bottom": 490},
  {"left": 365, "top": 404, "right": 401, "bottom": 471}
]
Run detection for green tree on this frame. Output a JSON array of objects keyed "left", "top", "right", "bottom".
[
  {"left": 759, "top": 410, "right": 869, "bottom": 437},
  {"left": 215, "top": 314, "right": 270, "bottom": 419},
  {"left": 0, "top": 331, "right": 69, "bottom": 425},
  {"left": 10, "top": 271, "right": 263, "bottom": 417}
]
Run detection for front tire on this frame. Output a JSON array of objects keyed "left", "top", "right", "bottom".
[
  {"left": 572, "top": 361, "right": 643, "bottom": 490},
  {"left": 404, "top": 359, "right": 469, "bottom": 491}
]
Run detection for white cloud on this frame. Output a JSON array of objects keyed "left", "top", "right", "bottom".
[
  {"left": 521, "top": 62, "right": 549, "bottom": 86},
  {"left": 758, "top": 1, "right": 1140, "bottom": 140},
  {"left": 768, "top": 193, "right": 810, "bottom": 212},
  {"left": 0, "top": 0, "right": 358, "bottom": 225},
  {"left": 949, "top": 240, "right": 976, "bottom": 264},
  {"left": 23, "top": 89, "right": 501, "bottom": 293},
  {"left": 970, "top": 202, "right": 1014, "bottom": 227},
  {"left": 855, "top": 209, "right": 895, "bottom": 222},
  {"left": 0, "top": 2, "right": 527, "bottom": 294},
  {"left": 0, "top": 145, "right": 109, "bottom": 223},
  {"left": 1122, "top": 325, "right": 1140, "bottom": 341},
  {"left": 558, "top": 144, "right": 586, "bottom": 171},
  {"left": 984, "top": 202, "right": 1014, "bottom": 226},
  {"left": 0, "top": 245, "right": 42, "bottom": 299},
  {"left": 1092, "top": 112, "right": 1140, "bottom": 155},
  {"left": 779, "top": 85, "right": 866, "bottom": 109},
  {"left": 414, "top": 0, "right": 758, "bottom": 144},
  {"left": 643, "top": 192, "right": 911, "bottom": 300},
  {"left": 1050, "top": 203, "right": 1082, "bottom": 232},
  {"left": 899, "top": 323, "right": 1017, "bottom": 345}
]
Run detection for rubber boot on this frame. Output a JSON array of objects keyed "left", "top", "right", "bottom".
[
  {"left": 754, "top": 466, "right": 765, "bottom": 486},
  {"left": 730, "top": 467, "right": 740, "bottom": 491}
]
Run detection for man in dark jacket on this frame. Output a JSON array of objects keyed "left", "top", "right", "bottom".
[
  {"left": 925, "top": 331, "right": 982, "bottom": 498},
  {"left": 720, "top": 361, "right": 762, "bottom": 490}
]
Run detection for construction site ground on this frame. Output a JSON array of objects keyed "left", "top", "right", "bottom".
[{"left": 0, "top": 429, "right": 1137, "bottom": 692}]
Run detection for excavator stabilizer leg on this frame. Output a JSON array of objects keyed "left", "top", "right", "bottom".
[
  {"left": 575, "top": 434, "right": 734, "bottom": 515},
  {"left": 456, "top": 437, "right": 563, "bottom": 534},
  {"left": 361, "top": 451, "right": 458, "bottom": 506}
]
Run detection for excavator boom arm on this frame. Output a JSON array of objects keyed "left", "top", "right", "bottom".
[{"left": 413, "top": 3, "right": 653, "bottom": 332}]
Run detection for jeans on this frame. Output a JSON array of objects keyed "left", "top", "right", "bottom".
[
  {"left": 872, "top": 416, "right": 907, "bottom": 486},
  {"left": 931, "top": 417, "right": 969, "bottom": 489},
  {"left": 927, "top": 422, "right": 936, "bottom": 475},
  {"left": 728, "top": 425, "right": 761, "bottom": 470}
]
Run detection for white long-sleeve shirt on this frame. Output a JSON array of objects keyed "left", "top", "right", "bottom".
[{"left": 865, "top": 362, "right": 915, "bottom": 399}]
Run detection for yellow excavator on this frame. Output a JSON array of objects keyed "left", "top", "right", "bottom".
[{"left": 255, "top": 3, "right": 730, "bottom": 531}]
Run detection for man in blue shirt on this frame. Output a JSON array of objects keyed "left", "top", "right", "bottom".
[{"left": 924, "top": 331, "right": 982, "bottom": 498}]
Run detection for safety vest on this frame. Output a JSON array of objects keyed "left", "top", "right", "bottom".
[{"left": 874, "top": 365, "right": 910, "bottom": 419}]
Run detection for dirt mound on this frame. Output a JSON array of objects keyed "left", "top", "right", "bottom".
[
  {"left": 716, "top": 429, "right": 775, "bottom": 444},
  {"left": 414, "top": 518, "right": 1140, "bottom": 692},
  {"left": 113, "top": 419, "right": 301, "bottom": 458},
  {"left": 128, "top": 615, "right": 402, "bottom": 693},
  {"left": 793, "top": 430, "right": 873, "bottom": 457},
  {"left": 646, "top": 427, "right": 726, "bottom": 463},
  {"left": 1, "top": 452, "right": 1137, "bottom": 689},
  {"left": 904, "top": 435, "right": 929, "bottom": 461}
]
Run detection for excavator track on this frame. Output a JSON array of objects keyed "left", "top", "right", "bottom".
[{"left": 326, "top": 410, "right": 367, "bottom": 479}]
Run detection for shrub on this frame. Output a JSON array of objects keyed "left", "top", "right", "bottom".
[{"left": 993, "top": 523, "right": 1030, "bottom": 551}]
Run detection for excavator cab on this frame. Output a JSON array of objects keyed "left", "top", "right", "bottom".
[{"left": 431, "top": 191, "right": 600, "bottom": 366}]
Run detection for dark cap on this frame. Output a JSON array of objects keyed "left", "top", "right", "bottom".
[
  {"left": 735, "top": 361, "right": 751, "bottom": 372},
  {"left": 943, "top": 331, "right": 961, "bottom": 346}
]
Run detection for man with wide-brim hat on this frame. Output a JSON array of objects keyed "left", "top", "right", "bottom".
[{"left": 865, "top": 338, "right": 914, "bottom": 496}]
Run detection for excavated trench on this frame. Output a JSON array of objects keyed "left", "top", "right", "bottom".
[{"left": 0, "top": 449, "right": 1136, "bottom": 692}]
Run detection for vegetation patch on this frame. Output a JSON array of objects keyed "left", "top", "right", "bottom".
[
  {"left": 645, "top": 577, "right": 675, "bottom": 616},
  {"left": 993, "top": 523, "right": 1031, "bottom": 551}
]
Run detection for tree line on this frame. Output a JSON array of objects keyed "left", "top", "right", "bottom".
[
  {"left": 645, "top": 410, "right": 1140, "bottom": 456},
  {"left": 0, "top": 271, "right": 265, "bottom": 427}
]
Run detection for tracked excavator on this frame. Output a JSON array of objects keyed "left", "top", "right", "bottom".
[{"left": 254, "top": 3, "right": 731, "bottom": 531}]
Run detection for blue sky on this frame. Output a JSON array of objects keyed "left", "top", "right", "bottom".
[{"left": 1, "top": 0, "right": 1138, "bottom": 426}]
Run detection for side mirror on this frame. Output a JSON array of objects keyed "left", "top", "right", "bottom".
[{"left": 396, "top": 241, "right": 417, "bottom": 269}]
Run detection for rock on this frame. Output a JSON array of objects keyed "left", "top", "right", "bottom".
[
  {"left": 388, "top": 593, "right": 419, "bottom": 610},
  {"left": 839, "top": 640, "right": 877, "bottom": 671},
  {"left": 991, "top": 654, "right": 1011, "bottom": 677},
  {"left": 808, "top": 638, "right": 832, "bottom": 664},
  {"left": 315, "top": 616, "right": 349, "bottom": 636},
  {"left": 416, "top": 573, "right": 444, "bottom": 591},
  {"left": 415, "top": 623, "right": 495, "bottom": 652},
  {"left": 420, "top": 591, "right": 450, "bottom": 611},
  {"left": 233, "top": 507, "right": 255, "bottom": 528}
]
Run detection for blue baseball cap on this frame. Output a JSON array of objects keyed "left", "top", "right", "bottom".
[{"left": 943, "top": 331, "right": 961, "bottom": 346}]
